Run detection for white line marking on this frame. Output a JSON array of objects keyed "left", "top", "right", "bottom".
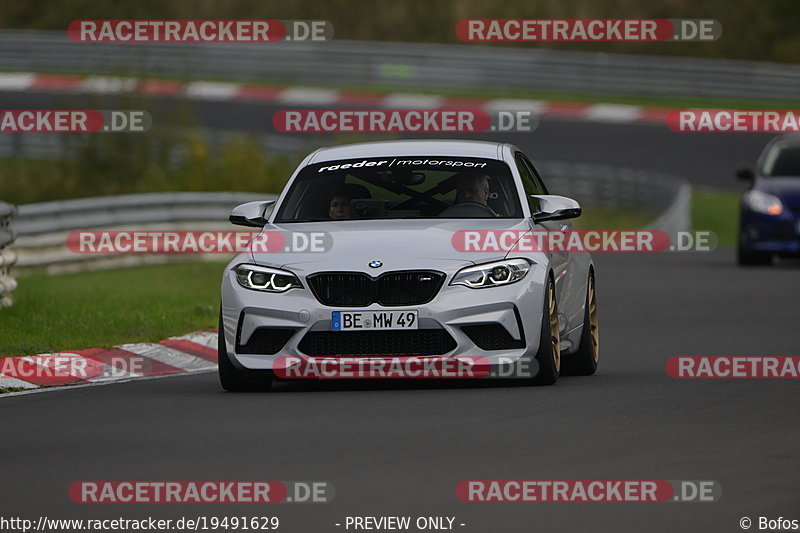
[
  {"left": 0, "top": 374, "right": 38, "bottom": 390},
  {"left": 585, "top": 104, "right": 643, "bottom": 122},
  {"left": 0, "top": 369, "right": 215, "bottom": 399},
  {"left": 174, "top": 331, "right": 218, "bottom": 349},
  {"left": 22, "top": 353, "right": 101, "bottom": 380},
  {"left": 120, "top": 343, "right": 216, "bottom": 372},
  {"left": 383, "top": 93, "right": 444, "bottom": 109},
  {"left": 80, "top": 76, "right": 137, "bottom": 94},
  {"left": 0, "top": 72, "right": 34, "bottom": 91},
  {"left": 184, "top": 81, "right": 241, "bottom": 100},
  {"left": 1, "top": 332, "right": 220, "bottom": 396},
  {"left": 88, "top": 362, "right": 142, "bottom": 382},
  {"left": 484, "top": 98, "right": 546, "bottom": 113},
  {"left": 278, "top": 87, "right": 339, "bottom": 105}
]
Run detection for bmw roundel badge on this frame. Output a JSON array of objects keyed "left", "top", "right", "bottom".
[{"left": 369, "top": 260, "right": 383, "bottom": 268}]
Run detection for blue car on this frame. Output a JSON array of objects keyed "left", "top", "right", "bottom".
[{"left": 737, "top": 135, "right": 800, "bottom": 265}]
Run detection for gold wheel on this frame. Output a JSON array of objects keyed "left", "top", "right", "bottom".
[
  {"left": 548, "top": 281, "right": 561, "bottom": 373},
  {"left": 587, "top": 275, "right": 599, "bottom": 363}
]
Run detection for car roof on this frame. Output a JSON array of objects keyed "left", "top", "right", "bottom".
[{"left": 307, "top": 140, "right": 506, "bottom": 164}]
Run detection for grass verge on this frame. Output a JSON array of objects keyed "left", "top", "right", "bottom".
[
  {"left": 692, "top": 188, "right": 741, "bottom": 247},
  {"left": 0, "top": 262, "right": 226, "bottom": 357}
]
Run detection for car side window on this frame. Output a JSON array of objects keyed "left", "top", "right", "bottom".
[
  {"left": 515, "top": 152, "right": 543, "bottom": 214},
  {"left": 522, "top": 155, "right": 549, "bottom": 195}
]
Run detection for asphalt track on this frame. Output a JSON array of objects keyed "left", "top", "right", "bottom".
[
  {"left": 0, "top": 90, "right": 777, "bottom": 188},
  {"left": 2, "top": 89, "right": 798, "bottom": 532},
  {"left": 1, "top": 250, "right": 799, "bottom": 532}
]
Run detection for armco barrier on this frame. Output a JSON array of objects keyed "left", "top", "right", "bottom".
[
  {"left": 10, "top": 163, "right": 690, "bottom": 273},
  {"left": 1, "top": 30, "right": 799, "bottom": 101},
  {"left": 537, "top": 160, "right": 691, "bottom": 240},
  {"left": 12, "top": 192, "right": 275, "bottom": 273},
  {"left": 0, "top": 201, "right": 18, "bottom": 306},
  {"left": 13, "top": 192, "right": 277, "bottom": 236}
]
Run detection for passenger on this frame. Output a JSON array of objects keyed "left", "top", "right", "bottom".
[{"left": 329, "top": 184, "right": 371, "bottom": 220}]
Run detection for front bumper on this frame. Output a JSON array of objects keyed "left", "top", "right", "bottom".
[
  {"left": 220, "top": 261, "right": 549, "bottom": 377},
  {"left": 739, "top": 209, "right": 800, "bottom": 255}
]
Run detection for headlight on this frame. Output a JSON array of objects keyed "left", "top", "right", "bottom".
[
  {"left": 450, "top": 258, "right": 531, "bottom": 289},
  {"left": 235, "top": 264, "right": 302, "bottom": 293},
  {"left": 745, "top": 190, "right": 784, "bottom": 216}
]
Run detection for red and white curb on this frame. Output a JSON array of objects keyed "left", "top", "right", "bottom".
[
  {"left": 0, "top": 331, "right": 218, "bottom": 393},
  {"left": 0, "top": 72, "right": 673, "bottom": 125}
]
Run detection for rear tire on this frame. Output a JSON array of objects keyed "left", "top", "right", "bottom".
[
  {"left": 561, "top": 272, "right": 599, "bottom": 376},
  {"left": 218, "top": 312, "right": 274, "bottom": 392},
  {"left": 532, "top": 278, "right": 560, "bottom": 386}
]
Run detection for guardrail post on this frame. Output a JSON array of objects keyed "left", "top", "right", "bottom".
[{"left": 0, "top": 201, "right": 18, "bottom": 307}]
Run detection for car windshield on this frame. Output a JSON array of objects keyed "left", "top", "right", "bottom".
[
  {"left": 763, "top": 144, "right": 800, "bottom": 176},
  {"left": 274, "top": 156, "right": 524, "bottom": 222}
]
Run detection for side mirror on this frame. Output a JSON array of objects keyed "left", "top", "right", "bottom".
[
  {"left": 229, "top": 201, "right": 275, "bottom": 227},
  {"left": 530, "top": 195, "right": 582, "bottom": 223},
  {"left": 736, "top": 166, "right": 755, "bottom": 181}
]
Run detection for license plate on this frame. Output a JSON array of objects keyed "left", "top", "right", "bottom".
[{"left": 332, "top": 310, "right": 418, "bottom": 331}]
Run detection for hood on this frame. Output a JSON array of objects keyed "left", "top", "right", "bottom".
[{"left": 250, "top": 218, "right": 532, "bottom": 274}]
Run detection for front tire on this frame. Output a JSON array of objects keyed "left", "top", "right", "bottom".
[
  {"left": 561, "top": 272, "right": 599, "bottom": 376},
  {"left": 737, "top": 246, "right": 772, "bottom": 266},
  {"left": 532, "top": 278, "right": 560, "bottom": 385},
  {"left": 218, "top": 312, "right": 274, "bottom": 392}
]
